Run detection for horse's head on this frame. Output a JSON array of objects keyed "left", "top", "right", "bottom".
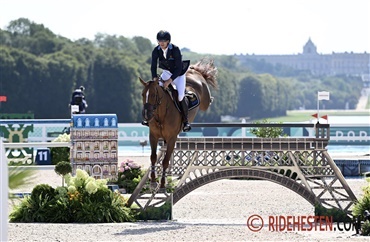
[{"left": 139, "top": 77, "right": 162, "bottom": 123}]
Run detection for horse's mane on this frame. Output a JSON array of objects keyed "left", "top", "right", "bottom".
[{"left": 190, "top": 58, "right": 218, "bottom": 89}]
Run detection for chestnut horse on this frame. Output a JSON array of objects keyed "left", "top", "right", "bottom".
[{"left": 139, "top": 59, "right": 218, "bottom": 189}]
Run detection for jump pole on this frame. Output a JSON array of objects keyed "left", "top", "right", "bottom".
[{"left": 0, "top": 138, "right": 8, "bottom": 241}]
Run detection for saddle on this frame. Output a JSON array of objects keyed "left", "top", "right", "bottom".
[{"left": 166, "top": 85, "right": 199, "bottom": 112}]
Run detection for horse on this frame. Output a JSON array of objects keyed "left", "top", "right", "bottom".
[{"left": 139, "top": 58, "right": 218, "bottom": 189}]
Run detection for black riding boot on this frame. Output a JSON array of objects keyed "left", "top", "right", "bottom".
[{"left": 180, "top": 99, "right": 191, "bottom": 132}]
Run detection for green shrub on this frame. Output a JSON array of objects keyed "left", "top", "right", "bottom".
[
  {"left": 250, "top": 119, "right": 284, "bottom": 138},
  {"left": 9, "top": 184, "right": 57, "bottom": 222},
  {"left": 314, "top": 203, "right": 351, "bottom": 222},
  {"left": 30, "top": 184, "right": 56, "bottom": 203},
  {"left": 50, "top": 133, "right": 70, "bottom": 165},
  {"left": 9, "top": 169, "right": 135, "bottom": 223},
  {"left": 362, "top": 221, "right": 370, "bottom": 236},
  {"left": 352, "top": 177, "right": 370, "bottom": 235},
  {"left": 136, "top": 201, "right": 172, "bottom": 221},
  {"left": 50, "top": 147, "right": 70, "bottom": 165}
]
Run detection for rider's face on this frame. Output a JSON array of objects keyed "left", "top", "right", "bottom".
[{"left": 158, "top": 40, "right": 169, "bottom": 49}]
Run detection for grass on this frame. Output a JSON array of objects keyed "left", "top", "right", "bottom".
[{"left": 265, "top": 110, "right": 370, "bottom": 123}]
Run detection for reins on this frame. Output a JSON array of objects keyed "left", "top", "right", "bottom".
[{"left": 144, "top": 81, "right": 164, "bottom": 121}]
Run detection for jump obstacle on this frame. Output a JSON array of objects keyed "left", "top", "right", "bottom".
[
  {"left": 127, "top": 123, "right": 357, "bottom": 215},
  {"left": 0, "top": 119, "right": 359, "bottom": 215}
]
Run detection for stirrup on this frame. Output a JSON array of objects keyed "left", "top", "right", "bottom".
[
  {"left": 183, "top": 122, "right": 191, "bottom": 132},
  {"left": 141, "top": 120, "right": 149, "bottom": 127}
]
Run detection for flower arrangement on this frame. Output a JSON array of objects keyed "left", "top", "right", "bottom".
[
  {"left": 9, "top": 169, "right": 135, "bottom": 223},
  {"left": 116, "top": 159, "right": 143, "bottom": 193},
  {"left": 65, "top": 169, "right": 108, "bottom": 195},
  {"left": 52, "top": 133, "right": 71, "bottom": 143}
]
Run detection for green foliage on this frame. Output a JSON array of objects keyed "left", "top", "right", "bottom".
[
  {"left": 352, "top": 178, "right": 370, "bottom": 217},
  {"left": 30, "top": 184, "right": 56, "bottom": 202},
  {"left": 54, "top": 161, "right": 72, "bottom": 176},
  {"left": 50, "top": 134, "right": 70, "bottom": 165},
  {"left": 9, "top": 169, "right": 135, "bottom": 223},
  {"left": 362, "top": 221, "right": 370, "bottom": 236},
  {"left": 50, "top": 147, "right": 70, "bottom": 165},
  {"left": 352, "top": 195, "right": 370, "bottom": 218},
  {"left": 250, "top": 119, "right": 284, "bottom": 138},
  {"left": 0, "top": 17, "right": 364, "bottom": 121},
  {"left": 8, "top": 167, "right": 35, "bottom": 190},
  {"left": 136, "top": 201, "right": 172, "bottom": 221},
  {"left": 314, "top": 203, "right": 351, "bottom": 222},
  {"left": 352, "top": 177, "right": 370, "bottom": 235},
  {"left": 54, "top": 161, "right": 72, "bottom": 186}
]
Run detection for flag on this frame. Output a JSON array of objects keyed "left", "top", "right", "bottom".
[
  {"left": 0, "top": 96, "right": 6, "bottom": 102},
  {"left": 322, "top": 115, "right": 328, "bottom": 120},
  {"left": 311, "top": 113, "right": 318, "bottom": 118},
  {"left": 318, "top": 91, "right": 330, "bottom": 100}
]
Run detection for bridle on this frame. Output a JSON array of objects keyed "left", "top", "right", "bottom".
[{"left": 142, "top": 80, "right": 163, "bottom": 122}]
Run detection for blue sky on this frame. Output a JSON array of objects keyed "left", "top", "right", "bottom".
[{"left": 0, "top": 0, "right": 369, "bottom": 55}]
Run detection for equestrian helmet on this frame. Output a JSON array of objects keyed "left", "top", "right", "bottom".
[{"left": 157, "top": 30, "right": 171, "bottom": 42}]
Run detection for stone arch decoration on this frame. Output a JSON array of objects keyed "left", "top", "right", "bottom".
[{"left": 173, "top": 168, "right": 318, "bottom": 205}]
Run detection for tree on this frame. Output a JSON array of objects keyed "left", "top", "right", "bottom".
[
  {"left": 132, "top": 36, "right": 153, "bottom": 55},
  {"left": 54, "top": 161, "right": 72, "bottom": 186},
  {"left": 236, "top": 75, "right": 264, "bottom": 119},
  {"left": 250, "top": 119, "right": 284, "bottom": 138}
]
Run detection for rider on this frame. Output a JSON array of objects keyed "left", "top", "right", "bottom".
[
  {"left": 70, "top": 86, "right": 88, "bottom": 114},
  {"left": 142, "top": 30, "right": 191, "bottom": 132}
]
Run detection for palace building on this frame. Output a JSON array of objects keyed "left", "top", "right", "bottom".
[{"left": 237, "top": 39, "right": 370, "bottom": 77}]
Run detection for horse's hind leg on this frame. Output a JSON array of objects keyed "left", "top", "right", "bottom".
[{"left": 149, "top": 134, "right": 158, "bottom": 189}]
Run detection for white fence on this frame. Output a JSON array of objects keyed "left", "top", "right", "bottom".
[{"left": 0, "top": 138, "right": 8, "bottom": 241}]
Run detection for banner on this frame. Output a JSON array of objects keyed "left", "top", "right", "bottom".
[{"left": 318, "top": 91, "right": 330, "bottom": 100}]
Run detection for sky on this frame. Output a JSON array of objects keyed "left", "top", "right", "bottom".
[{"left": 0, "top": 0, "right": 369, "bottom": 55}]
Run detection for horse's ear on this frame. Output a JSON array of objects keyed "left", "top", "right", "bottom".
[{"left": 139, "top": 77, "right": 147, "bottom": 86}]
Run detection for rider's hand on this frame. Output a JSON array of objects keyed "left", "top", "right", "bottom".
[
  {"left": 153, "top": 77, "right": 158, "bottom": 82},
  {"left": 163, "top": 78, "right": 172, "bottom": 89}
]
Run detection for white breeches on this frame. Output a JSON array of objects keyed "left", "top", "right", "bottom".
[{"left": 160, "top": 70, "right": 186, "bottom": 101}]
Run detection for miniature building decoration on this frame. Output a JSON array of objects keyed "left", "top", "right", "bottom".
[{"left": 70, "top": 114, "right": 118, "bottom": 179}]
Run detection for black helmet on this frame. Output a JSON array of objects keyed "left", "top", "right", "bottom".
[{"left": 156, "top": 30, "right": 171, "bottom": 42}]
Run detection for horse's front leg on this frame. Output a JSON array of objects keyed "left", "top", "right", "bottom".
[
  {"left": 149, "top": 134, "right": 158, "bottom": 189},
  {"left": 160, "top": 138, "right": 176, "bottom": 189}
]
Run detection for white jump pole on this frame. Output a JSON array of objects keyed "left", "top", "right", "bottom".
[{"left": 0, "top": 138, "right": 8, "bottom": 241}]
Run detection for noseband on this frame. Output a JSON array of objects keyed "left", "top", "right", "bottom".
[{"left": 142, "top": 81, "right": 162, "bottom": 121}]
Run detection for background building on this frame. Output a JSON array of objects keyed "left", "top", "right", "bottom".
[{"left": 238, "top": 39, "right": 370, "bottom": 77}]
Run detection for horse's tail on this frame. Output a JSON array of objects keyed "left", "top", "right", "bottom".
[
  {"left": 190, "top": 58, "right": 218, "bottom": 90},
  {"left": 187, "top": 58, "right": 218, "bottom": 111}
]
